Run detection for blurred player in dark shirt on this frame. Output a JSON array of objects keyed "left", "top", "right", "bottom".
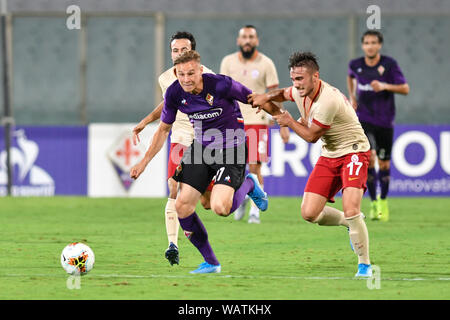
[{"left": 347, "top": 30, "right": 410, "bottom": 222}]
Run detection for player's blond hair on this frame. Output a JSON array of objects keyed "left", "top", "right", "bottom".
[{"left": 173, "top": 50, "right": 201, "bottom": 66}]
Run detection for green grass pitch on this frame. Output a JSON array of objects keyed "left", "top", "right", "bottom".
[{"left": 0, "top": 196, "right": 449, "bottom": 300}]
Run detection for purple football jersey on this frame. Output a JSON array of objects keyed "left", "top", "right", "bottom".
[
  {"left": 161, "top": 73, "right": 251, "bottom": 148},
  {"left": 348, "top": 55, "right": 406, "bottom": 128}
]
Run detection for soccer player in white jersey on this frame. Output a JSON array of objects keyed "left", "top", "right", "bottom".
[
  {"left": 132, "top": 31, "right": 213, "bottom": 266},
  {"left": 249, "top": 51, "right": 373, "bottom": 277},
  {"left": 220, "top": 25, "right": 289, "bottom": 224}
]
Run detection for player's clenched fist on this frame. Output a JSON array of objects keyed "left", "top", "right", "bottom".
[
  {"left": 247, "top": 93, "right": 269, "bottom": 107},
  {"left": 273, "top": 110, "right": 293, "bottom": 127},
  {"left": 370, "top": 80, "right": 386, "bottom": 92}
]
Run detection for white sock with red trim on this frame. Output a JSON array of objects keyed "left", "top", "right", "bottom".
[{"left": 314, "top": 206, "right": 349, "bottom": 227}]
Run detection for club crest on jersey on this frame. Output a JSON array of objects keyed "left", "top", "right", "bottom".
[
  {"left": 351, "top": 154, "right": 359, "bottom": 163},
  {"left": 181, "top": 99, "right": 187, "bottom": 105},
  {"left": 377, "top": 65, "right": 385, "bottom": 75},
  {"left": 206, "top": 93, "right": 214, "bottom": 106}
]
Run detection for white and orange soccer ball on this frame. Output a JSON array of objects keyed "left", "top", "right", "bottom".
[{"left": 60, "top": 242, "right": 95, "bottom": 275}]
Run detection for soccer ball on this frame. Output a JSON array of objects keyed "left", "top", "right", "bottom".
[{"left": 61, "top": 242, "right": 95, "bottom": 275}]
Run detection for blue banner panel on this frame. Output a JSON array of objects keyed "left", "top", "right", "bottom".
[
  {"left": 262, "top": 125, "right": 450, "bottom": 197},
  {"left": 0, "top": 126, "right": 88, "bottom": 196}
]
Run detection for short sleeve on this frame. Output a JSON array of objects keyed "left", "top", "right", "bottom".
[
  {"left": 287, "top": 86, "right": 295, "bottom": 102},
  {"left": 229, "top": 78, "right": 252, "bottom": 104},
  {"left": 348, "top": 61, "right": 356, "bottom": 78},
  {"left": 158, "top": 75, "right": 168, "bottom": 97},
  {"left": 264, "top": 58, "right": 279, "bottom": 88},
  {"left": 160, "top": 90, "right": 177, "bottom": 125},
  {"left": 312, "top": 99, "right": 338, "bottom": 129},
  {"left": 217, "top": 75, "right": 252, "bottom": 104},
  {"left": 219, "top": 57, "right": 229, "bottom": 75},
  {"left": 389, "top": 61, "right": 407, "bottom": 85}
]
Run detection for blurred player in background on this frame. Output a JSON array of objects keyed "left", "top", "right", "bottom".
[
  {"left": 131, "top": 51, "right": 268, "bottom": 274},
  {"left": 220, "top": 25, "right": 290, "bottom": 224},
  {"left": 347, "top": 30, "right": 409, "bottom": 222},
  {"left": 249, "top": 51, "right": 373, "bottom": 277},
  {"left": 132, "top": 31, "right": 214, "bottom": 266}
]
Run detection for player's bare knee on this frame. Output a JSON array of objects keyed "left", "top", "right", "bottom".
[
  {"left": 300, "top": 206, "right": 319, "bottom": 223},
  {"left": 301, "top": 212, "right": 317, "bottom": 223},
  {"left": 344, "top": 208, "right": 360, "bottom": 219},
  {"left": 175, "top": 198, "right": 194, "bottom": 219},
  {"left": 211, "top": 202, "right": 231, "bottom": 217}
]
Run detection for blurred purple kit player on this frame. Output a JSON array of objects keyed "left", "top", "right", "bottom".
[{"left": 347, "top": 30, "right": 409, "bottom": 221}]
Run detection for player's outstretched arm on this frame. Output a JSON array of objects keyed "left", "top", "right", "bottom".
[
  {"left": 259, "top": 101, "right": 284, "bottom": 116},
  {"left": 130, "top": 121, "right": 172, "bottom": 180},
  {"left": 273, "top": 111, "right": 327, "bottom": 144},
  {"left": 248, "top": 87, "right": 292, "bottom": 114},
  {"left": 370, "top": 80, "right": 410, "bottom": 95},
  {"left": 248, "top": 90, "right": 291, "bottom": 144},
  {"left": 132, "top": 100, "right": 165, "bottom": 145},
  {"left": 247, "top": 88, "right": 289, "bottom": 106}
]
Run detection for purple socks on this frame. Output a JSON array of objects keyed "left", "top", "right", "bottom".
[
  {"left": 229, "top": 176, "right": 255, "bottom": 213},
  {"left": 378, "top": 169, "right": 390, "bottom": 199},
  {"left": 367, "top": 168, "right": 390, "bottom": 200},
  {"left": 177, "top": 177, "right": 256, "bottom": 266},
  {"left": 178, "top": 212, "right": 220, "bottom": 265},
  {"left": 367, "top": 168, "right": 378, "bottom": 201}
]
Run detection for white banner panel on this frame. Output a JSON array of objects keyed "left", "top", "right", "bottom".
[{"left": 88, "top": 123, "right": 167, "bottom": 197}]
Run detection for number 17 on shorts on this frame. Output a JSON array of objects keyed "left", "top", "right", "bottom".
[{"left": 343, "top": 152, "right": 370, "bottom": 190}]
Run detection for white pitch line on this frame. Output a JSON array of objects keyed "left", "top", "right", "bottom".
[{"left": 2, "top": 273, "right": 450, "bottom": 282}]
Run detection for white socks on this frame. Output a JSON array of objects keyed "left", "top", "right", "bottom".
[
  {"left": 312, "top": 207, "right": 370, "bottom": 265},
  {"left": 165, "top": 198, "right": 179, "bottom": 246},
  {"left": 249, "top": 201, "right": 260, "bottom": 218},
  {"left": 314, "top": 206, "right": 349, "bottom": 227},
  {"left": 346, "top": 214, "right": 370, "bottom": 265}
]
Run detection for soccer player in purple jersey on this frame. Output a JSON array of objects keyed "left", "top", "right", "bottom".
[
  {"left": 347, "top": 30, "right": 409, "bottom": 222},
  {"left": 130, "top": 50, "right": 268, "bottom": 274}
]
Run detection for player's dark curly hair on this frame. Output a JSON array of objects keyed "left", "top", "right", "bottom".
[
  {"left": 361, "top": 30, "right": 383, "bottom": 43},
  {"left": 288, "top": 51, "right": 319, "bottom": 72},
  {"left": 170, "top": 31, "right": 197, "bottom": 50}
]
